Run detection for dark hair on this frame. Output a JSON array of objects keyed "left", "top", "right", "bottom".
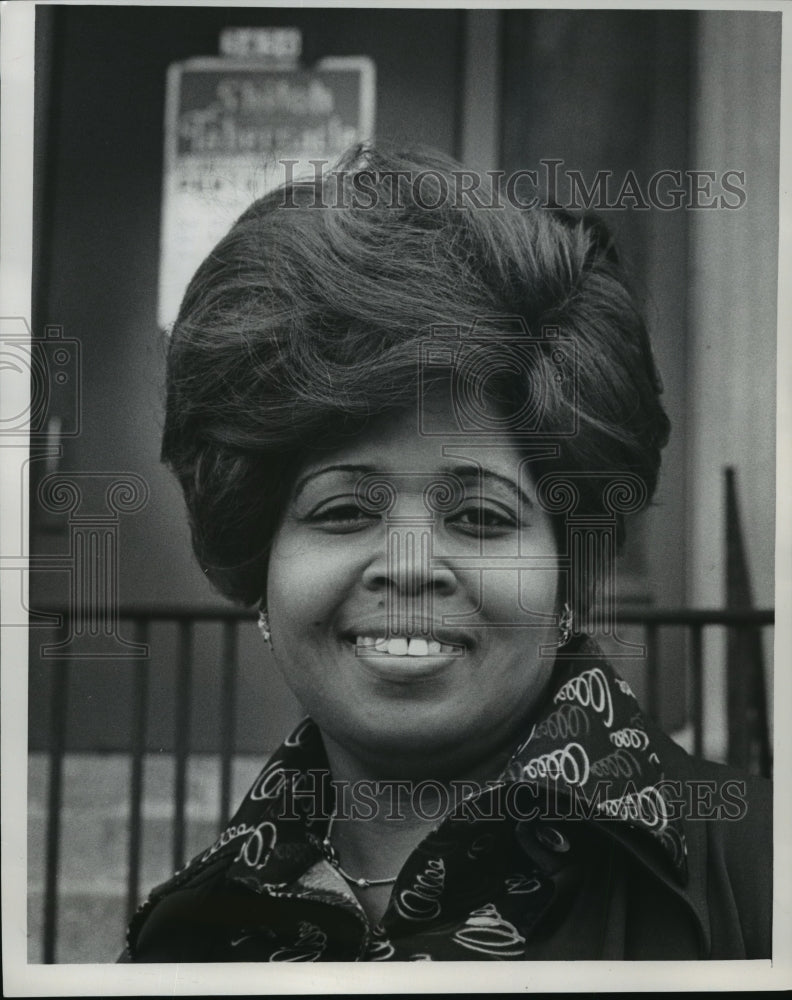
[{"left": 161, "top": 144, "right": 670, "bottom": 606}]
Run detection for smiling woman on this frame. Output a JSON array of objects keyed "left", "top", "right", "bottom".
[{"left": 122, "top": 145, "right": 771, "bottom": 961}]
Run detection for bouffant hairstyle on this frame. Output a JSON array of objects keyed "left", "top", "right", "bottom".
[{"left": 161, "top": 144, "right": 670, "bottom": 607}]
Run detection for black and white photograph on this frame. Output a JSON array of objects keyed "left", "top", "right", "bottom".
[{"left": 1, "top": 0, "right": 790, "bottom": 993}]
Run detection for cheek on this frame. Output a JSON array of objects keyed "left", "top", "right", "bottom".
[
  {"left": 521, "top": 567, "right": 560, "bottom": 618},
  {"left": 474, "top": 536, "right": 559, "bottom": 620},
  {"left": 523, "top": 521, "right": 560, "bottom": 608},
  {"left": 265, "top": 533, "right": 358, "bottom": 636}
]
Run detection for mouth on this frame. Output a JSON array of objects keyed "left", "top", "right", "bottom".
[
  {"left": 339, "top": 628, "right": 470, "bottom": 684},
  {"left": 349, "top": 635, "right": 464, "bottom": 656}
]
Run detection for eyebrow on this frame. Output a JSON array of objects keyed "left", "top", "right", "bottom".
[
  {"left": 445, "top": 465, "right": 534, "bottom": 510},
  {"left": 292, "top": 462, "right": 533, "bottom": 509},
  {"left": 292, "top": 464, "right": 376, "bottom": 501}
]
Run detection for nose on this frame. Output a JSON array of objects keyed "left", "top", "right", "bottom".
[{"left": 361, "top": 523, "right": 458, "bottom": 630}]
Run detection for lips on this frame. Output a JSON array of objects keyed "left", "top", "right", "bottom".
[{"left": 343, "top": 628, "right": 469, "bottom": 684}]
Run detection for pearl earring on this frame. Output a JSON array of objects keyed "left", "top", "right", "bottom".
[
  {"left": 558, "top": 602, "right": 573, "bottom": 646},
  {"left": 257, "top": 606, "right": 272, "bottom": 643}
]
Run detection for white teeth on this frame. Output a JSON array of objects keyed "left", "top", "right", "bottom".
[{"left": 355, "top": 635, "right": 460, "bottom": 656}]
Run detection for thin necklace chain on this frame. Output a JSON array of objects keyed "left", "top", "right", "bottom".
[{"left": 322, "top": 812, "right": 398, "bottom": 889}]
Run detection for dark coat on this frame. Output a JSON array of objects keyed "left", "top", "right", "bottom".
[{"left": 122, "top": 657, "right": 772, "bottom": 962}]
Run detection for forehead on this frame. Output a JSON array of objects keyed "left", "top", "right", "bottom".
[{"left": 297, "top": 397, "right": 530, "bottom": 488}]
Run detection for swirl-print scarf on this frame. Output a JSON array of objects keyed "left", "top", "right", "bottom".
[{"left": 504, "top": 652, "right": 688, "bottom": 878}]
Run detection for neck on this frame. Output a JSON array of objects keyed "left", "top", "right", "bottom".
[{"left": 319, "top": 732, "right": 512, "bottom": 892}]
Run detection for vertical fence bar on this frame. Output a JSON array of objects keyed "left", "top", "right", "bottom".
[
  {"left": 690, "top": 624, "right": 704, "bottom": 759},
  {"left": 727, "top": 622, "right": 750, "bottom": 769},
  {"left": 42, "top": 652, "right": 69, "bottom": 964},
  {"left": 219, "top": 621, "right": 239, "bottom": 829},
  {"left": 172, "top": 620, "right": 193, "bottom": 872},
  {"left": 644, "top": 623, "right": 659, "bottom": 723},
  {"left": 755, "top": 630, "right": 773, "bottom": 779},
  {"left": 126, "top": 618, "right": 150, "bottom": 920}
]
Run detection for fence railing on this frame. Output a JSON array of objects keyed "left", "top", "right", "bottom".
[
  {"left": 34, "top": 605, "right": 773, "bottom": 963},
  {"left": 616, "top": 607, "right": 773, "bottom": 762}
]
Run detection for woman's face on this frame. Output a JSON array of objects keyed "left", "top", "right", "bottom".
[{"left": 266, "top": 396, "right": 560, "bottom": 778}]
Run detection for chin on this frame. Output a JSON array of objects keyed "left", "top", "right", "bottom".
[{"left": 332, "top": 710, "right": 510, "bottom": 780}]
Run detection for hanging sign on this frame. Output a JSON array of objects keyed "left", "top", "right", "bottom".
[{"left": 158, "top": 36, "right": 375, "bottom": 328}]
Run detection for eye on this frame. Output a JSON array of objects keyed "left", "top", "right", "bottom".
[
  {"left": 446, "top": 501, "right": 519, "bottom": 538},
  {"left": 306, "top": 499, "right": 379, "bottom": 533}
]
